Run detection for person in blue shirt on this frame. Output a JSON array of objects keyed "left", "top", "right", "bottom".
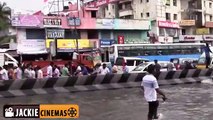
[{"left": 203, "top": 43, "right": 212, "bottom": 68}]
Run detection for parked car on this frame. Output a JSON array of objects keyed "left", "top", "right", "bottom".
[
  {"left": 114, "top": 57, "right": 149, "bottom": 73},
  {"left": 129, "top": 61, "right": 169, "bottom": 73},
  {"left": 172, "top": 58, "right": 198, "bottom": 70}
]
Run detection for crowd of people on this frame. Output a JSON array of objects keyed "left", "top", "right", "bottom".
[{"left": 0, "top": 62, "right": 115, "bottom": 80}]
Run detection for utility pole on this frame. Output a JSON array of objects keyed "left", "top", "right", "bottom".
[{"left": 73, "top": 16, "right": 79, "bottom": 53}]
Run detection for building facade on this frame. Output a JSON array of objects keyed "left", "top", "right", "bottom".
[
  {"left": 12, "top": 2, "right": 151, "bottom": 61},
  {"left": 180, "top": 0, "right": 213, "bottom": 44},
  {"left": 94, "top": 0, "right": 182, "bottom": 43}
]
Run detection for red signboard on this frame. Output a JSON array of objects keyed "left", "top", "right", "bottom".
[
  {"left": 158, "top": 21, "right": 179, "bottom": 28},
  {"left": 118, "top": 36, "right": 124, "bottom": 44},
  {"left": 205, "top": 22, "right": 213, "bottom": 28}
]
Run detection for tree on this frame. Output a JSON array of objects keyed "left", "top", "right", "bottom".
[{"left": 0, "top": 2, "right": 11, "bottom": 31}]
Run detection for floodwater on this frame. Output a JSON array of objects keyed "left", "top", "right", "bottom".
[{"left": 0, "top": 83, "right": 212, "bottom": 120}]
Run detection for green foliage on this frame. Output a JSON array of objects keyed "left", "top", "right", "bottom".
[
  {"left": 0, "top": 35, "right": 16, "bottom": 44},
  {"left": 0, "top": 2, "right": 11, "bottom": 31}
]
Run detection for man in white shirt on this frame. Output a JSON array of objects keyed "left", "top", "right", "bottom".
[
  {"left": 141, "top": 64, "right": 167, "bottom": 120},
  {"left": 53, "top": 65, "right": 60, "bottom": 77},
  {"left": 0, "top": 66, "right": 9, "bottom": 80},
  {"left": 37, "top": 66, "right": 43, "bottom": 79},
  {"left": 100, "top": 63, "right": 110, "bottom": 75},
  {"left": 47, "top": 62, "right": 54, "bottom": 78},
  {"left": 14, "top": 64, "right": 22, "bottom": 80},
  {"left": 167, "top": 59, "right": 175, "bottom": 71}
]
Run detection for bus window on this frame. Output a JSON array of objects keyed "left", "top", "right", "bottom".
[
  {"left": 109, "top": 46, "right": 114, "bottom": 54},
  {"left": 115, "top": 58, "right": 123, "bottom": 65},
  {"left": 126, "top": 60, "right": 134, "bottom": 66}
]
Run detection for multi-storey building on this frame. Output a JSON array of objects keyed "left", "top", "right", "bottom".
[
  {"left": 180, "top": 0, "right": 213, "bottom": 44},
  {"left": 12, "top": 2, "right": 150, "bottom": 62},
  {"left": 95, "top": 0, "right": 182, "bottom": 43}
]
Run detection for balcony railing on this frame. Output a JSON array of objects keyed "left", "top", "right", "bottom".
[{"left": 118, "top": 9, "right": 133, "bottom": 17}]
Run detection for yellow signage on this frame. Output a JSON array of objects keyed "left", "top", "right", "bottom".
[
  {"left": 46, "top": 39, "right": 91, "bottom": 49},
  {"left": 40, "top": 104, "right": 79, "bottom": 119},
  {"left": 180, "top": 20, "right": 195, "bottom": 26},
  {"left": 196, "top": 28, "right": 209, "bottom": 35},
  {"left": 3, "top": 104, "right": 79, "bottom": 119}
]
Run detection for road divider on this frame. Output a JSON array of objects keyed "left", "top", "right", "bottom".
[{"left": 0, "top": 69, "right": 212, "bottom": 97}]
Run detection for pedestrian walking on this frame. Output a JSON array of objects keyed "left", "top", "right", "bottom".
[
  {"left": 47, "top": 62, "right": 54, "bottom": 78},
  {"left": 154, "top": 60, "right": 161, "bottom": 73},
  {"left": 0, "top": 66, "right": 9, "bottom": 80},
  {"left": 30, "top": 67, "right": 36, "bottom": 79},
  {"left": 100, "top": 63, "right": 110, "bottom": 75},
  {"left": 37, "top": 66, "right": 43, "bottom": 79},
  {"left": 141, "top": 64, "right": 167, "bottom": 120},
  {"left": 14, "top": 64, "right": 22, "bottom": 80},
  {"left": 203, "top": 43, "right": 212, "bottom": 68},
  {"left": 53, "top": 65, "right": 60, "bottom": 78},
  {"left": 123, "top": 63, "right": 129, "bottom": 73},
  {"left": 167, "top": 59, "right": 175, "bottom": 71},
  {"left": 24, "top": 64, "right": 31, "bottom": 79},
  {"left": 61, "top": 64, "right": 70, "bottom": 76}
]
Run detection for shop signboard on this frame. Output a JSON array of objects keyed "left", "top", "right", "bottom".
[
  {"left": 100, "top": 39, "right": 115, "bottom": 47},
  {"left": 46, "top": 39, "right": 93, "bottom": 52},
  {"left": 43, "top": 18, "right": 62, "bottom": 28},
  {"left": 196, "top": 28, "right": 209, "bottom": 35},
  {"left": 67, "top": 17, "right": 81, "bottom": 26},
  {"left": 158, "top": 21, "right": 179, "bottom": 28},
  {"left": 11, "top": 15, "right": 42, "bottom": 27},
  {"left": 17, "top": 40, "right": 47, "bottom": 54},
  {"left": 46, "top": 29, "right": 65, "bottom": 39},
  {"left": 179, "top": 20, "right": 195, "bottom": 26}
]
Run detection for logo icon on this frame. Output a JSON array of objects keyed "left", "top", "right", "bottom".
[
  {"left": 67, "top": 107, "right": 78, "bottom": 117},
  {"left": 5, "top": 107, "right": 14, "bottom": 118}
]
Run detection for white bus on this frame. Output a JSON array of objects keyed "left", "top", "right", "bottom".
[{"left": 108, "top": 43, "right": 205, "bottom": 64}]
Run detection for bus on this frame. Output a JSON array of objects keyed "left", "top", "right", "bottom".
[{"left": 108, "top": 43, "right": 205, "bottom": 63}]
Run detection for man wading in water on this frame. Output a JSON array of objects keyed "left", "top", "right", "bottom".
[
  {"left": 203, "top": 43, "right": 212, "bottom": 68},
  {"left": 141, "top": 64, "right": 167, "bottom": 120}
]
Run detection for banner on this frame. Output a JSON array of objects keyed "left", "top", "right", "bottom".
[
  {"left": 158, "top": 21, "right": 179, "bottom": 28},
  {"left": 46, "top": 39, "right": 94, "bottom": 52},
  {"left": 196, "top": 28, "right": 209, "bottom": 35},
  {"left": 17, "top": 40, "right": 47, "bottom": 54},
  {"left": 11, "top": 15, "right": 42, "bottom": 27},
  {"left": 46, "top": 29, "right": 65, "bottom": 38},
  {"left": 43, "top": 18, "right": 62, "bottom": 28},
  {"left": 180, "top": 20, "right": 195, "bottom": 26}
]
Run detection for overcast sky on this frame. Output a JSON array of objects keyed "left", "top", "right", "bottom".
[{"left": 1, "top": 0, "right": 76, "bottom": 14}]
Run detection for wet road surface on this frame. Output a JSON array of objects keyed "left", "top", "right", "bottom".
[{"left": 0, "top": 83, "right": 212, "bottom": 120}]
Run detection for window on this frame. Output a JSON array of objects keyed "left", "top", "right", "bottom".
[
  {"left": 106, "top": 6, "right": 108, "bottom": 11},
  {"left": 182, "top": 29, "right": 186, "bottom": 35},
  {"left": 126, "top": 60, "right": 135, "bottom": 66},
  {"left": 166, "top": 0, "right": 170, "bottom": 6},
  {"left": 146, "top": 0, "right": 149, "bottom": 2},
  {"left": 210, "top": 2, "right": 212, "bottom": 8},
  {"left": 173, "top": 0, "right": 177, "bottom": 6},
  {"left": 112, "top": 5, "right": 115, "bottom": 9},
  {"left": 210, "top": 15, "right": 213, "bottom": 21},
  {"left": 115, "top": 58, "right": 123, "bottom": 66},
  {"left": 26, "top": 29, "right": 45, "bottom": 39},
  {"left": 173, "top": 14, "right": 177, "bottom": 20},
  {"left": 146, "top": 12, "right": 150, "bottom": 17},
  {"left": 141, "top": 13, "right": 143, "bottom": 18},
  {"left": 141, "top": 0, "right": 143, "bottom": 3},
  {"left": 159, "top": 28, "right": 165, "bottom": 36},
  {"left": 204, "top": 1, "right": 206, "bottom": 7},
  {"left": 91, "top": 11, "right": 96, "bottom": 18},
  {"left": 166, "top": 13, "right": 171, "bottom": 20}
]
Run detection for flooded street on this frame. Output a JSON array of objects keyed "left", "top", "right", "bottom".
[{"left": 0, "top": 83, "right": 212, "bottom": 120}]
